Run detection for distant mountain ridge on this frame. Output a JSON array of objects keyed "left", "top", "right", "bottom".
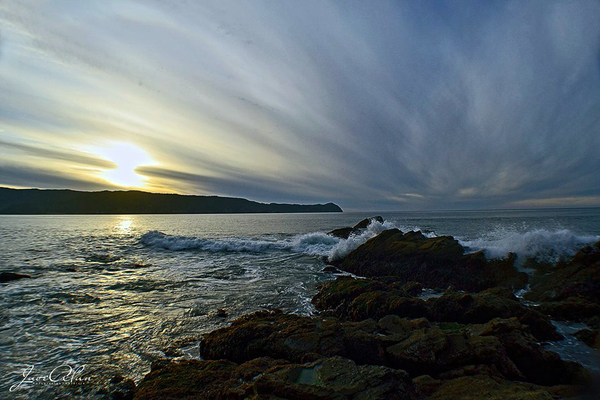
[{"left": 0, "top": 188, "right": 343, "bottom": 214}]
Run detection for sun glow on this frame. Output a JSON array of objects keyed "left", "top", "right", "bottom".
[{"left": 91, "top": 142, "right": 155, "bottom": 188}]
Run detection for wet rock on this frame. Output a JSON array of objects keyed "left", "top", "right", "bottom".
[
  {"left": 328, "top": 226, "right": 355, "bottom": 239},
  {"left": 95, "top": 374, "right": 136, "bottom": 400},
  {"left": 533, "top": 297, "right": 600, "bottom": 322},
  {"left": 328, "top": 216, "right": 384, "bottom": 239},
  {"left": 384, "top": 325, "right": 523, "bottom": 380},
  {"left": 252, "top": 356, "right": 411, "bottom": 400},
  {"left": 526, "top": 240, "right": 600, "bottom": 306},
  {"left": 200, "top": 310, "right": 352, "bottom": 364},
  {"left": 312, "top": 276, "right": 389, "bottom": 312},
  {"left": 427, "top": 288, "right": 561, "bottom": 341},
  {"left": 134, "top": 356, "right": 411, "bottom": 400},
  {"left": 322, "top": 265, "right": 343, "bottom": 273},
  {"left": 133, "top": 359, "right": 241, "bottom": 400},
  {"left": 198, "top": 310, "right": 578, "bottom": 387},
  {"left": 476, "top": 318, "right": 589, "bottom": 386},
  {"left": 574, "top": 328, "right": 600, "bottom": 351},
  {"left": 332, "top": 229, "right": 527, "bottom": 292},
  {"left": 425, "top": 375, "right": 568, "bottom": 400},
  {"left": 313, "top": 277, "right": 560, "bottom": 341},
  {"left": 0, "top": 271, "right": 31, "bottom": 282},
  {"left": 216, "top": 308, "right": 228, "bottom": 317}
]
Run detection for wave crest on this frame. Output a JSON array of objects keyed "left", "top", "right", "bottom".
[
  {"left": 140, "top": 223, "right": 599, "bottom": 264},
  {"left": 459, "top": 228, "right": 599, "bottom": 262},
  {"left": 140, "top": 231, "right": 286, "bottom": 252}
]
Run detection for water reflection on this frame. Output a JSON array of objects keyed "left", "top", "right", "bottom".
[{"left": 116, "top": 218, "right": 133, "bottom": 234}]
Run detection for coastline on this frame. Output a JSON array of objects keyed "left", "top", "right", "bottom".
[{"left": 124, "top": 217, "right": 600, "bottom": 399}]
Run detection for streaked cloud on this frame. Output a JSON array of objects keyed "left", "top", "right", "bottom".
[{"left": 1, "top": 0, "right": 599, "bottom": 209}]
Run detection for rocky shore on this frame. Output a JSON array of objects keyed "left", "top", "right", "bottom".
[{"left": 130, "top": 217, "right": 600, "bottom": 399}]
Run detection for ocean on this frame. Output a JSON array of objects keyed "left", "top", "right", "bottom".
[{"left": 1, "top": 208, "right": 600, "bottom": 398}]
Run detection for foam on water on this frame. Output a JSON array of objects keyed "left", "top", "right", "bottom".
[
  {"left": 140, "top": 230, "right": 287, "bottom": 252},
  {"left": 459, "top": 228, "right": 599, "bottom": 262},
  {"left": 141, "top": 222, "right": 599, "bottom": 264}
]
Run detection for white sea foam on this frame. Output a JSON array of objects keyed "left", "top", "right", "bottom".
[
  {"left": 140, "top": 230, "right": 287, "bottom": 252},
  {"left": 459, "top": 228, "right": 599, "bottom": 262},
  {"left": 141, "top": 223, "right": 598, "bottom": 264},
  {"left": 327, "top": 220, "right": 399, "bottom": 260}
]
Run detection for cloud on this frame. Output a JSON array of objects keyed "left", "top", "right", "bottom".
[
  {"left": 0, "top": 0, "right": 599, "bottom": 209},
  {"left": 0, "top": 164, "right": 113, "bottom": 190},
  {"left": 0, "top": 139, "right": 115, "bottom": 169}
]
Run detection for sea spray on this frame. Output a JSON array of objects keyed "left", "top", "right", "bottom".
[
  {"left": 459, "top": 228, "right": 599, "bottom": 262},
  {"left": 141, "top": 223, "right": 599, "bottom": 264}
]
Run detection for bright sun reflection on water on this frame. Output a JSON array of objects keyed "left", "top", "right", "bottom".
[
  {"left": 116, "top": 218, "right": 133, "bottom": 233},
  {"left": 91, "top": 142, "right": 155, "bottom": 188}
]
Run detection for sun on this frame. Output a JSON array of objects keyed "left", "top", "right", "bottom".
[{"left": 91, "top": 142, "right": 155, "bottom": 188}]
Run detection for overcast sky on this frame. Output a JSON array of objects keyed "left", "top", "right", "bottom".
[{"left": 1, "top": 0, "right": 599, "bottom": 210}]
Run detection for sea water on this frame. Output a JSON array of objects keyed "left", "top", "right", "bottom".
[{"left": 1, "top": 208, "right": 599, "bottom": 398}]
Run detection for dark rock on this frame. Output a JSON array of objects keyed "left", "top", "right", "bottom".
[
  {"left": 321, "top": 265, "right": 343, "bottom": 274},
  {"left": 216, "top": 308, "right": 228, "bottom": 317},
  {"left": 134, "top": 356, "right": 412, "bottom": 400},
  {"left": 353, "top": 216, "right": 384, "bottom": 230},
  {"left": 327, "top": 216, "right": 384, "bottom": 239},
  {"left": 332, "top": 229, "right": 527, "bottom": 292},
  {"left": 526, "top": 240, "right": 600, "bottom": 305},
  {"left": 384, "top": 325, "right": 523, "bottom": 379},
  {"left": 199, "top": 310, "right": 580, "bottom": 387},
  {"left": 476, "top": 318, "right": 589, "bottom": 386},
  {"left": 574, "top": 328, "right": 600, "bottom": 351},
  {"left": 313, "top": 277, "right": 560, "bottom": 341},
  {"left": 424, "top": 375, "right": 576, "bottom": 400},
  {"left": 427, "top": 288, "right": 561, "bottom": 341},
  {"left": 97, "top": 374, "right": 136, "bottom": 400},
  {"left": 252, "top": 356, "right": 411, "bottom": 400},
  {"left": 533, "top": 297, "right": 600, "bottom": 322},
  {"left": 0, "top": 271, "right": 31, "bottom": 282},
  {"left": 200, "top": 310, "right": 352, "bottom": 364},
  {"left": 328, "top": 227, "right": 354, "bottom": 239},
  {"left": 133, "top": 358, "right": 241, "bottom": 400}
]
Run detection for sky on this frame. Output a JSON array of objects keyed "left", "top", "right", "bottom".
[{"left": 1, "top": 0, "right": 599, "bottom": 211}]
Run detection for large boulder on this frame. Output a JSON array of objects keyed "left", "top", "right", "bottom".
[
  {"left": 332, "top": 229, "right": 527, "bottom": 292},
  {"left": 199, "top": 310, "right": 387, "bottom": 365},
  {"left": 328, "top": 216, "right": 384, "bottom": 239}
]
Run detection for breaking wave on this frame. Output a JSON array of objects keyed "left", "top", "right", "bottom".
[
  {"left": 140, "top": 220, "right": 399, "bottom": 259},
  {"left": 459, "top": 228, "right": 599, "bottom": 262},
  {"left": 141, "top": 223, "right": 598, "bottom": 264},
  {"left": 140, "top": 231, "right": 287, "bottom": 252}
]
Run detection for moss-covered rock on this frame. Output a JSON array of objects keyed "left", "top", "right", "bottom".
[
  {"left": 526, "top": 241, "right": 600, "bottom": 305},
  {"left": 427, "top": 288, "right": 561, "bottom": 341},
  {"left": 134, "top": 356, "right": 412, "bottom": 400},
  {"left": 425, "top": 375, "right": 566, "bottom": 400},
  {"left": 476, "top": 318, "right": 589, "bottom": 386},
  {"left": 332, "top": 230, "right": 527, "bottom": 292},
  {"left": 313, "top": 278, "right": 560, "bottom": 341}
]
